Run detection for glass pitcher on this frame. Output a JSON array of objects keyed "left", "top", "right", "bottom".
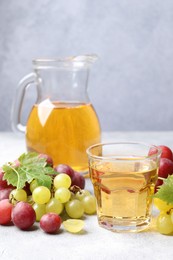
[{"left": 11, "top": 55, "right": 101, "bottom": 172}]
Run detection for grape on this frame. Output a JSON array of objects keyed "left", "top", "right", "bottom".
[
  {"left": 33, "top": 203, "right": 46, "bottom": 221},
  {"left": 154, "top": 198, "right": 173, "bottom": 212},
  {"left": 30, "top": 179, "right": 39, "bottom": 193},
  {"left": 82, "top": 195, "right": 97, "bottom": 215},
  {"left": 158, "top": 158, "right": 173, "bottom": 180},
  {"left": 0, "top": 188, "right": 13, "bottom": 201},
  {"left": 149, "top": 145, "right": 173, "bottom": 160},
  {"left": 46, "top": 198, "right": 64, "bottom": 215},
  {"left": 32, "top": 186, "right": 51, "bottom": 204},
  {"left": 65, "top": 199, "right": 84, "bottom": 219},
  {"left": 63, "top": 219, "right": 84, "bottom": 233},
  {"left": 27, "top": 195, "right": 33, "bottom": 205},
  {"left": 12, "top": 201, "right": 36, "bottom": 230},
  {"left": 10, "top": 189, "right": 27, "bottom": 203},
  {"left": 0, "top": 170, "right": 13, "bottom": 190},
  {"left": 0, "top": 199, "right": 13, "bottom": 225},
  {"left": 55, "top": 187, "right": 71, "bottom": 203},
  {"left": 40, "top": 213, "right": 61, "bottom": 233},
  {"left": 38, "top": 153, "right": 53, "bottom": 167},
  {"left": 171, "top": 211, "right": 173, "bottom": 224},
  {"left": 13, "top": 159, "right": 20, "bottom": 167},
  {"left": 71, "top": 171, "right": 85, "bottom": 189},
  {"left": 156, "top": 212, "right": 173, "bottom": 235},
  {"left": 54, "top": 173, "right": 71, "bottom": 189},
  {"left": 76, "top": 189, "right": 91, "bottom": 201},
  {"left": 54, "top": 164, "right": 74, "bottom": 179}
]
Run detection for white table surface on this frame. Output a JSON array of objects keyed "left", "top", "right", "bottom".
[{"left": 0, "top": 131, "right": 173, "bottom": 260}]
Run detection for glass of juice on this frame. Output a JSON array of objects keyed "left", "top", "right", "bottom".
[{"left": 87, "top": 142, "right": 161, "bottom": 232}]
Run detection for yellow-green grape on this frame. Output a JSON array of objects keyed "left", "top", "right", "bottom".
[
  {"left": 54, "top": 173, "right": 71, "bottom": 189},
  {"left": 65, "top": 199, "right": 84, "bottom": 219},
  {"left": 76, "top": 190, "right": 91, "bottom": 201},
  {"left": 30, "top": 179, "right": 39, "bottom": 193},
  {"left": 46, "top": 198, "right": 64, "bottom": 215},
  {"left": 82, "top": 195, "right": 96, "bottom": 215},
  {"left": 70, "top": 192, "right": 76, "bottom": 201},
  {"left": 63, "top": 219, "right": 84, "bottom": 233},
  {"left": 33, "top": 203, "right": 46, "bottom": 221},
  {"left": 154, "top": 198, "right": 173, "bottom": 212},
  {"left": 27, "top": 195, "right": 33, "bottom": 204},
  {"left": 32, "top": 186, "right": 51, "bottom": 204},
  {"left": 55, "top": 187, "right": 71, "bottom": 203},
  {"left": 10, "top": 189, "right": 27, "bottom": 203},
  {"left": 171, "top": 211, "right": 173, "bottom": 224},
  {"left": 156, "top": 212, "right": 173, "bottom": 235}
]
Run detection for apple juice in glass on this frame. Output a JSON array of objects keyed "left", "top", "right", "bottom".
[
  {"left": 87, "top": 142, "right": 161, "bottom": 232},
  {"left": 11, "top": 55, "right": 101, "bottom": 172}
]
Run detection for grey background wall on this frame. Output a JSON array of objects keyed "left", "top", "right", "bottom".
[{"left": 0, "top": 0, "right": 173, "bottom": 131}]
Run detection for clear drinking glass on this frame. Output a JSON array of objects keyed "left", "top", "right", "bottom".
[{"left": 87, "top": 142, "right": 161, "bottom": 232}]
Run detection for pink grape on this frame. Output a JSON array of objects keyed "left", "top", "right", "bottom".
[
  {"left": 155, "top": 158, "right": 173, "bottom": 191},
  {"left": 149, "top": 145, "right": 173, "bottom": 161},
  {"left": 71, "top": 171, "right": 85, "bottom": 189},
  {"left": 0, "top": 170, "right": 9, "bottom": 190},
  {"left": 38, "top": 154, "right": 53, "bottom": 167},
  {"left": 12, "top": 201, "right": 36, "bottom": 230},
  {"left": 0, "top": 188, "right": 13, "bottom": 201},
  {"left": 54, "top": 164, "right": 75, "bottom": 179},
  {"left": 0, "top": 199, "right": 13, "bottom": 225},
  {"left": 40, "top": 213, "right": 61, "bottom": 233}
]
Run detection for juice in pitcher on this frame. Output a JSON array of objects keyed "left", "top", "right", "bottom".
[
  {"left": 26, "top": 100, "right": 101, "bottom": 171},
  {"left": 12, "top": 55, "right": 101, "bottom": 171}
]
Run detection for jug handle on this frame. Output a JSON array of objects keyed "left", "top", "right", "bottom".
[{"left": 11, "top": 73, "right": 36, "bottom": 133}]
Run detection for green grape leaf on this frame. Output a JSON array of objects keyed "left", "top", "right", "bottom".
[
  {"left": 154, "top": 175, "right": 173, "bottom": 204},
  {"left": 2, "top": 152, "right": 56, "bottom": 190}
]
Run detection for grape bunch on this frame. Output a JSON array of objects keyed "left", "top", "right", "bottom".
[
  {"left": 0, "top": 153, "right": 96, "bottom": 234},
  {"left": 151, "top": 145, "right": 173, "bottom": 235}
]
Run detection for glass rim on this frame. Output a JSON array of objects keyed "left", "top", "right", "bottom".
[
  {"left": 86, "top": 142, "right": 162, "bottom": 161},
  {"left": 32, "top": 54, "right": 98, "bottom": 67}
]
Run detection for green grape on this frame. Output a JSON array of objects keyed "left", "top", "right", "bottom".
[
  {"left": 154, "top": 198, "right": 173, "bottom": 212},
  {"left": 54, "top": 173, "right": 71, "bottom": 189},
  {"left": 65, "top": 199, "right": 84, "bottom": 219},
  {"left": 27, "top": 195, "right": 33, "bottom": 205},
  {"left": 82, "top": 195, "right": 96, "bottom": 215},
  {"left": 63, "top": 219, "right": 84, "bottom": 233},
  {"left": 33, "top": 203, "right": 46, "bottom": 221},
  {"left": 10, "top": 189, "right": 27, "bottom": 203},
  {"left": 46, "top": 198, "right": 64, "bottom": 215},
  {"left": 32, "top": 186, "right": 51, "bottom": 204},
  {"left": 30, "top": 179, "right": 39, "bottom": 193},
  {"left": 70, "top": 192, "right": 77, "bottom": 201},
  {"left": 55, "top": 187, "right": 71, "bottom": 203},
  {"left": 156, "top": 212, "right": 173, "bottom": 235},
  {"left": 171, "top": 211, "right": 173, "bottom": 224},
  {"left": 76, "top": 190, "right": 91, "bottom": 201}
]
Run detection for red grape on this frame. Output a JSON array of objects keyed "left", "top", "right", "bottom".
[
  {"left": 0, "top": 199, "right": 13, "bottom": 225},
  {"left": 54, "top": 164, "right": 75, "bottom": 179},
  {"left": 149, "top": 145, "right": 173, "bottom": 161},
  {"left": 40, "top": 213, "right": 61, "bottom": 233},
  {"left": 0, "top": 170, "right": 9, "bottom": 190},
  {"left": 0, "top": 188, "right": 13, "bottom": 201},
  {"left": 71, "top": 171, "right": 85, "bottom": 189},
  {"left": 155, "top": 158, "right": 173, "bottom": 191},
  {"left": 12, "top": 201, "right": 36, "bottom": 230},
  {"left": 38, "top": 154, "right": 53, "bottom": 167},
  {"left": 158, "top": 158, "right": 173, "bottom": 179}
]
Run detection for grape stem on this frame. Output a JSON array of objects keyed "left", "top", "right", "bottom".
[
  {"left": 167, "top": 208, "right": 173, "bottom": 215},
  {"left": 70, "top": 185, "right": 81, "bottom": 194}
]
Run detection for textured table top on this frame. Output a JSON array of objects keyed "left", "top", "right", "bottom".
[{"left": 0, "top": 132, "right": 173, "bottom": 260}]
